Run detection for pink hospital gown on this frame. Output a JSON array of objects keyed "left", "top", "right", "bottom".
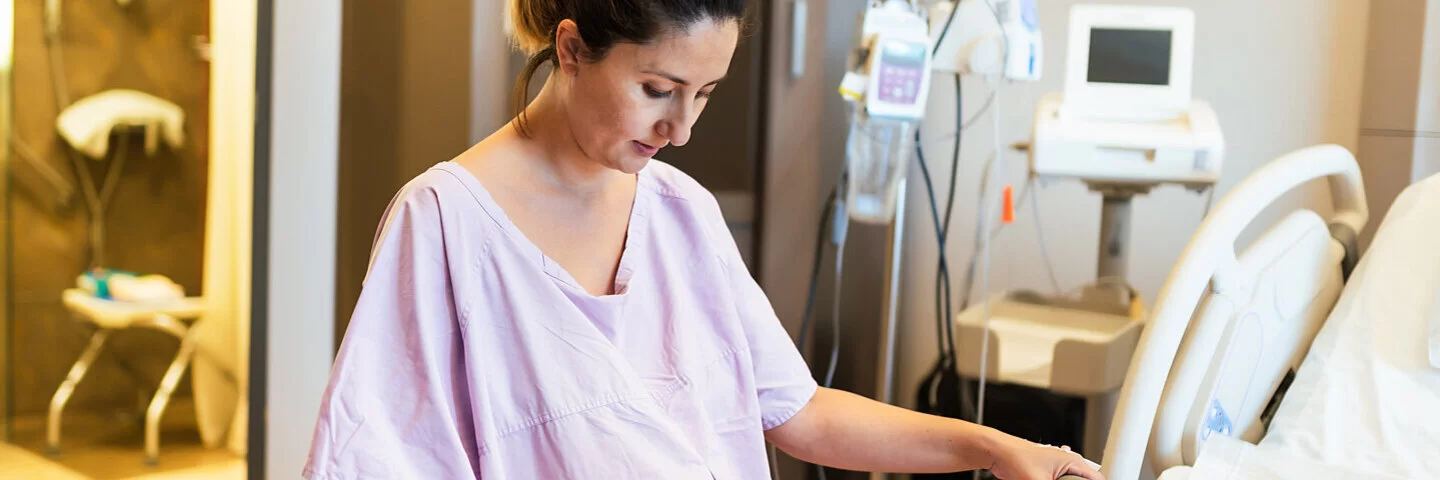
[{"left": 303, "top": 161, "right": 818, "bottom": 479}]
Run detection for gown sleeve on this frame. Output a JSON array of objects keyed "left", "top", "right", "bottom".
[
  {"left": 304, "top": 183, "right": 480, "bottom": 479},
  {"left": 705, "top": 196, "right": 820, "bottom": 431}
]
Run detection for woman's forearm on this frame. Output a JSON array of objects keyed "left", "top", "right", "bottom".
[{"left": 766, "top": 387, "right": 1000, "bottom": 473}]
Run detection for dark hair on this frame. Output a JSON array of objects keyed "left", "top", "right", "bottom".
[{"left": 507, "top": 0, "right": 747, "bottom": 137}]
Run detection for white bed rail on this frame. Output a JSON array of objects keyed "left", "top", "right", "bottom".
[{"left": 1098, "top": 144, "right": 1367, "bottom": 480}]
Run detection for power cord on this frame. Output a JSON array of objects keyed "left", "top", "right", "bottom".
[
  {"left": 913, "top": 72, "right": 981, "bottom": 431},
  {"left": 798, "top": 184, "right": 845, "bottom": 480},
  {"left": 1028, "top": 178, "right": 1063, "bottom": 295},
  {"left": 913, "top": 75, "right": 964, "bottom": 366},
  {"left": 926, "top": 91, "right": 995, "bottom": 145},
  {"left": 825, "top": 189, "right": 850, "bottom": 389},
  {"left": 797, "top": 187, "right": 839, "bottom": 357}
]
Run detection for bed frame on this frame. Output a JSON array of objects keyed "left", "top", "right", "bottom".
[{"left": 1085, "top": 144, "right": 1369, "bottom": 480}]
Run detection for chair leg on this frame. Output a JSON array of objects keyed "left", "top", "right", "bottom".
[
  {"left": 144, "top": 325, "right": 200, "bottom": 465},
  {"left": 48, "top": 329, "right": 111, "bottom": 456}
]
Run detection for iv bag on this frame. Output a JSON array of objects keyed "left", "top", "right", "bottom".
[{"left": 845, "top": 109, "right": 915, "bottom": 224}]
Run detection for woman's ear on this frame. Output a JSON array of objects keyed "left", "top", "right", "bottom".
[{"left": 554, "top": 19, "right": 586, "bottom": 76}]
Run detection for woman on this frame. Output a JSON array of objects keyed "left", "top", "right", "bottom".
[{"left": 304, "top": 1, "right": 1103, "bottom": 479}]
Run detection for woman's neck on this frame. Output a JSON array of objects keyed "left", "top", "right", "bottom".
[{"left": 511, "top": 82, "right": 626, "bottom": 199}]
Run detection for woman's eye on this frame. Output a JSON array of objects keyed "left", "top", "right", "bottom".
[
  {"left": 643, "top": 85, "right": 672, "bottom": 99},
  {"left": 697, "top": 90, "right": 714, "bottom": 99}
]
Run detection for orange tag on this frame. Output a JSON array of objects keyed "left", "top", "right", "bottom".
[{"left": 1001, "top": 185, "right": 1015, "bottom": 224}]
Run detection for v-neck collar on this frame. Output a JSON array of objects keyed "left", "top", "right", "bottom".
[{"left": 436, "top": 161, "right": 651, "bottom": 299}]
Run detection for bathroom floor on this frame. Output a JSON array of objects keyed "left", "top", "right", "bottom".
[{"left": 1, "top": 409, "right": 244, "bottom": 480}]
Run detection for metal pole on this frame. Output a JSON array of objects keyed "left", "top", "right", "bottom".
[
  {"left": 1096, "top": 192, "right": 1132, "bottom": 281},
  {"left": 1088, "top": 189, "right": 1141, "bottom": 310},
  {"left": 870, "top": 178, "right": 907, "bottom": 480},
  {"left": 876, "top": 178, "right": 906, "bottom": 405}
]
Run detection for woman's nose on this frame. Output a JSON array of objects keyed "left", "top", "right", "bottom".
[
  {"left": 658, "top": 106, "right": 695, "bottom": 147},
  {"left": 662, "top": 121, "right": 692, "bottom": 147}
]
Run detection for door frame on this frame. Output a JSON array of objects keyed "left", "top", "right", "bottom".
[
  {"left": 0, "top": 0, "right": 14, "bottom": 442},
  {"left": 250, "top": 0, "right": 343, "bottom": 478}
]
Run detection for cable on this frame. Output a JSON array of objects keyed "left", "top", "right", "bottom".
[
  {"left": 958, "top": 150, "right": 1038, "bottom": 311},
  {"left": 803, "top": 188, "right": 842, "bottom": 480},
  {"left": 902, "top": 0, "right": 968, "bottom": 381},
  {"left": 910, "top": 0, "right": 967, "bottom": 363},
  {"left": 913, "top": 73, "right": 966, "bottom": 366},
  {"left": 797, "top": 188, "right": 839, "bottom": 357},
  {"left": 914, "top": 136, "right": 953, "bottom": 358},
  {"left": 939, "top": 75, "right": 964, "bottom": 366},
  {"left": 824, "top": 224, "right": 846, "bottom": 388},
  {"left": 925, "top": 90, "right": 996, "bottom": 145},
  {"left": 930, "top": 0, "right": 962, "bottom": 57},
  {"left": 1028, "top": 178, "right": 1062, "bottom": 295},
  {"left": 957, "top": 153, "right": 994, "bottom": 312},
  {"left": 957, "top": 170, "right": 1059, "bottom": 301},
  {"left": 1202, "top": 187, "right": 1217, "bottom": 216},
  {"left": 960, "top": 92, "right": 996, "bottom": 132},
  {"left": 816, "top": 188, "right": 849, "bottom": 480}
]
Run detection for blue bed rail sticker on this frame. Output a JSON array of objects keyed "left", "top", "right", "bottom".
[{"left": 1202, "top": 398, "right": 1234, "bottom": 440}]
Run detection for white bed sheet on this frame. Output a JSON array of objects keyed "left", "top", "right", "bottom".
[{"left": 1185, "top": 174, "right": 1440, "bottom": 479}]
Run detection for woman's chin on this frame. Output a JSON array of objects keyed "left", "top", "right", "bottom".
[{"left": 612, "top": 156, "right": 651, "bottom": 175}]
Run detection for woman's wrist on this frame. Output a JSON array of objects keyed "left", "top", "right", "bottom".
[
  {"left": 953, "top": 421, "right": 1006, "bottom": 472},
  {"left": 938, "top": 418, "right": 1008, "bottom": 469}
]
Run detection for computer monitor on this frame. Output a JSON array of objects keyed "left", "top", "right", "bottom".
[{"left": 1061, "top": 5, "right": 1195, "bottom": 121}]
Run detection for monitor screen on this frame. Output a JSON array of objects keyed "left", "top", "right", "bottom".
[
  {"left": 880, "top": 40, "right": 926, "bottom": 68},
  {"left": 1087, "top": 28, "right": 1172, "bottom": 86}
]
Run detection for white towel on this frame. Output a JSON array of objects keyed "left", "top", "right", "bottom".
[
  {"left": 109, "top": 274, "right": 186, "bottom": 303},
  {"left": 56, "top": 89, "right": 185, "bottom": 159}
]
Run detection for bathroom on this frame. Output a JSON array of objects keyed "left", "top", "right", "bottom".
[{"left": 2, "top": 0, "right": 256, "bottom": 478}]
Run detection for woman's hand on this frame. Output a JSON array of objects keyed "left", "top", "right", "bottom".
[{"left": 983, "top": 431, "right": 1105, "bottom": 480}]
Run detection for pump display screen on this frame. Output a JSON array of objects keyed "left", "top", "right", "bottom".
[
  {"left": 876, "top": 40, "right": 926, "bottom": 105},
  {"left": 1087, "top": 28, "right": 1172, "bottom": 86}
]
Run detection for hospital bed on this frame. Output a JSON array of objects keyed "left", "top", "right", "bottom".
[{"left": 1065, "top": 144, "right": 1440, "bottom": 479}]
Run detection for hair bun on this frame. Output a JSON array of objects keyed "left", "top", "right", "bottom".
[{"left": 506, "top": 0, "right": 557, "bottom": 55}]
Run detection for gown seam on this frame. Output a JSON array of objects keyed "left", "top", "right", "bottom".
[{"left": 475, "top": 346, "right": 747, "bottom": 457}]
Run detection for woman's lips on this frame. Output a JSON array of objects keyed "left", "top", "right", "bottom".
[{"left": 633, "top": 141, "right": 660, "bottom": 157}]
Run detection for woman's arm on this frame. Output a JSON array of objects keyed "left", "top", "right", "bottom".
[{"left": 766, "top": 387, "right": 1104, "bottom": 480}]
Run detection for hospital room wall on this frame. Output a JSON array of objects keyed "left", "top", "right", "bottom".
[
  {"left": 7, "top": 0, "right": 211, "bottom": 418},
  {"left": 886, "top": 0, "right": 1371, "bottom": 416},
  {"left": 1356, "top": 0, "right": 1440, "bottom": 250},
  {"left": 334, "top": 0, "right": 474, "bottom": 345}
]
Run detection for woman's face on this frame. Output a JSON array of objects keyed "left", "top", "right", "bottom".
[{"left": 556, "top": 19, "right": 740, "bottom": 174}]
